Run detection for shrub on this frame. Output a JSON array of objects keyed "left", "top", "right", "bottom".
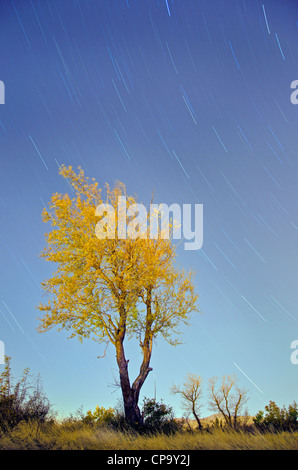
[
  {"left": 141, "top": 397, "right": 181, "bottom": 435},
  {"left": 0, "top": 356, "right": 53, "bottom": 433},
  {"left": 83, "top": 405, "right": 116, "bottom": 425}
]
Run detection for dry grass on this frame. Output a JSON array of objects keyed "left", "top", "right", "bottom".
[{"left": 0, "top": 421, "right": 298, "bottom": 450}]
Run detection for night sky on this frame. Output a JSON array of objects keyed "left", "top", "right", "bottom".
[{"left": 1, "top": 0, "right": 298, "bottom": 419}]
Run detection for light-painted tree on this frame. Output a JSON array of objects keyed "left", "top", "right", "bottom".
[
  {"left": 208, "top": 375, "right": 249, "bottom": 429},
  {"left": 171, "top": 373, "right": 203, "bottom": 429},
  {"left": 37, "top": 165, "right": 199, "bottom": 426}
]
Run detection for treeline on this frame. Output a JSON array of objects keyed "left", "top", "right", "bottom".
[{"left": 1, "top": 357, "right": 297, "bottom": 435}]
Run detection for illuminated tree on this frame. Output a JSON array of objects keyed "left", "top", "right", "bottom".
[
  {"left": 37, "top": 165, "right": 199, "bottom": 426},
  {"left": 208, "top": 375, "right": 249, "bottom": 429}
]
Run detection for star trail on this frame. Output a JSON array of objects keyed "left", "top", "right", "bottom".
[{"left": 0, "top": 0, "right": 298, "bottom": 418}]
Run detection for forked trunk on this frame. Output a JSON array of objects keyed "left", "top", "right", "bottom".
[
  {"left": 117, "top": 342, "right": 152, "bottom": 426},
  {"left": 115, "top": 294, "right": 153, "bottom": 427},
  {"left": 115, "top": 327, "right": 144, "bottom": 426}
]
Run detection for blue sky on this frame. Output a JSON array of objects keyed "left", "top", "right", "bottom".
[{"left": 1, "top": 0, "right": 298, "bottom": 419}]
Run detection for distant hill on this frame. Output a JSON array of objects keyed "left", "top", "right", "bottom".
[
  {"left": 177, "top": 413, "right": 254, "bottom": 428},
  {"left": 202, "top": 413, "right": 224, "bottom": 422}
]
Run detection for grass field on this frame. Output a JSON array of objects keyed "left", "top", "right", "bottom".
[{"left": 0, "top": 421, "right": 298, "bottom": 450}]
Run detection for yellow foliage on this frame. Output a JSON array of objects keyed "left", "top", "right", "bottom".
[
  {"left": 84, "top": 406, "right": 115, "bottom": 424},
  {"left": 37, "top": 165, "right": 199, "bottom": 347}
]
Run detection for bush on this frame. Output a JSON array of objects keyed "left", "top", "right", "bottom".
[
  {"left": 82, "top": 405, "right": 116, "bottom": 425},
  {"left": 0, "top": 356, "right": 53, "bottom": 433},
  {"left": 141, "top": 397, "right": 181, "bottom": 435}
]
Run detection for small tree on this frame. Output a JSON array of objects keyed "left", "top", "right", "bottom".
[
  {"left": 287, "top": 401, "right": 298, "bottom": 429},
  {"left": 208, "top": 375, "right": 249, "bottom": 430},
  {"left": 170, "top": 373, "right": 203, "bottom": 430},
  {"left": 253, "top": 400, "right": 298, "bottom": 432}
]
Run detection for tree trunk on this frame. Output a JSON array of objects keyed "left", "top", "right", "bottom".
[
  {"left": 115, "top": 293, "right": 153, "bottom": 427},
  {"left": 116, "top": 340, "right": 143, "bottom": 425},
  {"left": 131, "top": 287, "right": 153, "bottom": 412},
  {"left": 192, "top": 408, "right": 203, "bottom": 430},
  {"left": 115, "top": 320, "right": 143, "bottom": 426}
]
